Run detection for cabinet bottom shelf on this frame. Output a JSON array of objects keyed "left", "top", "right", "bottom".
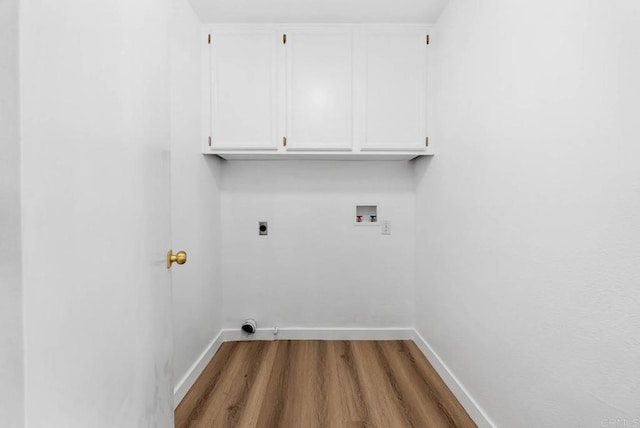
[{"left": 204, "top": 151, "right": 433, "bottom": 161}]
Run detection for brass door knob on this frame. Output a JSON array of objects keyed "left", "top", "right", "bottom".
[{"left": 167, "top": 250, "right": 187, "bottom": 268}]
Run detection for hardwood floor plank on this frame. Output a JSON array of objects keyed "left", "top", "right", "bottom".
[
  {"left": 232, "top": 341, "right": 279, "bottom": 428},
  {"left": 378, "top": 341, "right": 476, "bottom": 427},
  {"left": 325, "top": 341, "right": 369, "bottom": 426},
  {"left": 194, "top": 341, "right": 271, "bottom": 427},
  {"left": 373, "top": 341, "right": 444, "bottom": 427},
  {"left": 175, "top": 340, "right": 477, "bottom": 428},
  {"left": 349, "top": 341, "right": 412, "bottom": 427},
  {"left": 273, "top": 340, "right": 328, "bottom": 427},
  {"left": 175, "top": 341, "right": 239, "bottom": 428},
  {"left": 401, "top": 341, "right": 476, "bottom": 427},
  {"left": 254, "top": 340, "right": 292, "bottom": 428}
]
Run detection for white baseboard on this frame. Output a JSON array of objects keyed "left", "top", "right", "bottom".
[
  {"left": 220, "top": 327, "right": 416, "bottom": 342},
  {"left": 412, "top": 330, "right": 496, "bottom": 428},
  {"left": 173, "top": 326, "right": 495, "bottom": 428},
  {"left": 173, "top": 330, "right": 225, "bottom": 409}
]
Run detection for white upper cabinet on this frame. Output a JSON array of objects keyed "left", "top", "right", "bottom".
[
  {"left": 360, "top": 28, "right": 428, "bottom": 151},
  {"left": 284, "top": 28, "right": 353, "bottom": 150},
  {"left": 204, "top": 24, "right": 431, "bottom": 159},
  {"left": 208, "top": 28, "right": 278, "bottom": 150}
]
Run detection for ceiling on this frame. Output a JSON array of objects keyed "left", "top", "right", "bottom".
[{"left": 189, "top": 0, "right": 449, "bottom": 24}]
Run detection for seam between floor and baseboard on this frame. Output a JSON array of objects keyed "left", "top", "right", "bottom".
[{"left": 173, "top": 328, "right": 495, "bottom": 428}]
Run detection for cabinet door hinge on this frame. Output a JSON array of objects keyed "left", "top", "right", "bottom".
[
  {"left": 208, "top": 34, "right": 211, "bottom": 44},
  {"left": 208, "top": 136, "right": 212, "bottom": 147},
  {"left": 426, "top": 34, "right": 430, "bottom": 45},
  {"left": 282, "top": 34, "right": 287, "bottom": 44},
  {"left": 283, "top": 136, "right": 287, "bottom": 147},
  {"left": 425, "top": 137, "right": 429, "bottom": 147}
]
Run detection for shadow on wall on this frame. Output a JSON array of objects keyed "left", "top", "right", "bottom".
[
  {"left": 203, "top": 153, "right": 223, "bottom": 185},
  {"left": 218, "top": 159, "right": 416, "bottom": 193},
  {"left": 412, "top": 155, "right": 435, "bottom": 189}
]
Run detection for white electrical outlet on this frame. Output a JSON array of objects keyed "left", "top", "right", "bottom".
[{"left": 382, "top": 220, "right": 391, "bottom": 235}]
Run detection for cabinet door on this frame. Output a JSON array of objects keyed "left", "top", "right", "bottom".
[
  {"left": 284, "top": 29, "right": 353, "bottom": 150},
  {"left": 209, "top": 30, "right": 278, "bottom": 150},
  {"left": 361, "top": 30, "right": 428, "bottom": 151}
]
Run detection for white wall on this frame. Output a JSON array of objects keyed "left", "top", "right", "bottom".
[
  {"left": 0, "top": 0, "right": 24, "bottom": 425},
  {"left": 221, "top": 161, "right": 415, "bottom": 331},
  {"left": 169, "top": 0, "right": 224, "bottom": 402},
  {"left": 415, "top": 0, "right": 640, "bottom": 426},
  {"left": 190, "top": 0, "right": 448, "bottom": 24},
  {"left": 20, "top": 0, "right": 176, "bottom": 425}
]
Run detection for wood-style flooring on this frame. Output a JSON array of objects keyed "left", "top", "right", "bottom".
[{"left": 175, "top": 340, "right": 476, "bottom": 428}]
